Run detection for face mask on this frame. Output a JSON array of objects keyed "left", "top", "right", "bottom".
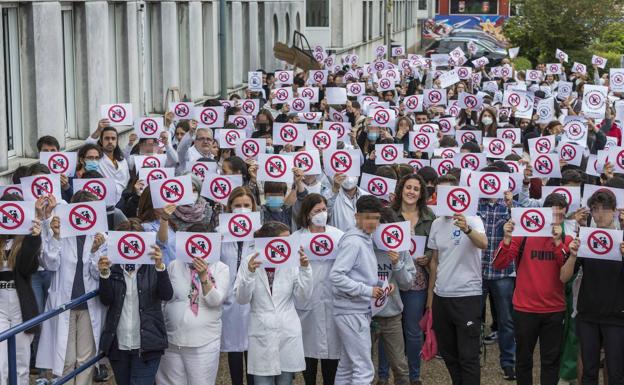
[
  {"left": 85, "top": 160, "right": 99, "bottom": 172},
  {"left": 310, "top": 211, "right": 328, "bottom": 227},
  {"left": 427, "top": 186, "right": 436, "bottom": 197},
  {"left": 341, "top": 176, "right": 358, "bottom": 190},
  {"left": 306, "top": 182, "right": 322, "bottom": 195},
  {"left": 232, "top": 207, "right": 252, "bottom": 214},
  {"left": 266, "top": 146, "right": 274, "bottom": 154},
  {"left": 367, "top": 132, "right": 379, "bottom": 142},
  {"left": 482, "top": 117, "right": 493, "bottom": 126},
  {"left": 265, "top": 196, "right": 284, "bottom": 209}
]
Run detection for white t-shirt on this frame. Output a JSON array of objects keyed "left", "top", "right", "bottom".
[{"left": 428, "top": 215, "right": 485, "bottom": 298}]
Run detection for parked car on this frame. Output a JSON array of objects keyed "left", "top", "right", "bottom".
[
  {"left": 425, "top": 37, "right": 507, "bottom": 66},
  {"left": 448, "top": 28, "right": 507, "bottom": 48}
]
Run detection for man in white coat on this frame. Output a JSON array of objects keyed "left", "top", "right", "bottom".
[
  {"left": 327, "top": 173, "right": 369, "bottom": 232},
  {"left": 330, "top": 195, "right": 389, "bottom": 385},
  {"left": 36, "top": 192, "right": 106, "bottom": 384},
  {"left": 177, "top": 127, "right": 217, "bottom": 173}
]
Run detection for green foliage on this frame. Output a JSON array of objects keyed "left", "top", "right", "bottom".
[
  {"left": 512, "top": 57, "right": 533, "bottom": 71},
  {"left": 591, "top": 23, "right": 624, "bottom": 54}
]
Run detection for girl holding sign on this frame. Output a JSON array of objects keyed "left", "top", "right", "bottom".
[
  {"left": 292, "top": 194, "right": 344, "bottom": 385},
  {"left": 0, "top": 193, "right": 42, "bottom": 385},
  {"left": 136, "top": 187, "right": 177, "bottom": 266},
  {"left": 156, "top": 223, "right": 230, "bottom": 385},
  {"left": 234, "top": 221, "right": 312, "bottom": 385},
  {"left": 170, "top": 175, "right": 213, "bottom": 231}
]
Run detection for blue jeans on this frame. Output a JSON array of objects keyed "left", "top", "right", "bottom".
[
  {"left": 254, "top": 372, "right": 294, "bottom": 385},
  {"left": 30, "top": 270, "right": 53, "bottom": 369},
  {"left": 378, "top": 289, "right": 426, "bottom": 380},
  {"left": 483, "top": 277, "right": 516, "bottom": 369},
  {"left": 110, "top": 350, "right": 161, "bottom": 385}
]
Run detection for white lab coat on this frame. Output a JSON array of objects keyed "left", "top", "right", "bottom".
[
  {"left": 36, "top": 222, "right": 105, "bottom": 376},
  {"left": 219, "top": 241, "right": 253, "bottom": 352},
  {"left": 293, "top": 226, "right": 344, "bottom": 360},
  {"left": 234, "top": 253, "right": 313, "bottom": 376},
  {"left": 97, "top": 155, "right": 130, "bottom": 205},
  {"left": 328, "top": 187, "right": 369, "bottom": 232}
]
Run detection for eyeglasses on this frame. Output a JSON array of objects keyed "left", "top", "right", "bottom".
[{"left": 195, "top": 137, "right": 212, "bottom": 142}]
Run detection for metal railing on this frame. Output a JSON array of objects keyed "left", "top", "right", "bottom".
[{"left": 0, "top": 290, "right": 102, "bottom": 385}]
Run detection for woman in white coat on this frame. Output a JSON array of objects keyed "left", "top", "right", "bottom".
[
  {"left": 235, "top": 221, "right": 313, "bottom": 385},
  {"left": 156, "top": 224, "right": 229, "bottom": 385},
  {"left": 292, "top": 193, "right": 344, "bottom": 385},
  {"left": 219, "top": 186, "right": 257, "bottom": 385},
  {"left": 36, "top": 192, "right": 106, "bottom": 384}
]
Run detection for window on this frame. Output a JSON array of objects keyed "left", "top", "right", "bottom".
[
  {"left": 178, "top": 2, "right": 190, "bottom": 99},
  {"left": 306, "top": 0, "right": 329, "bottom": 27},
  {"left": 108, "top": 3, "right": 129, "bottom": 102},
  {"left": 61, "top": 7, "right": 77, "bottom": 140},
  {"left": 379, "top": 1, "right": 383, "bottom": 36},
  {"left": 450, "top": 0, "right": 498, "bottom": 14},
  {"left": 3, "top": 7, "right": 22, "bottom": 157},
  {"left": 273, "top": 14, "right": 279, "bottom": 44},
  {"left": 362, "top": 2, "right": 367, "bottom": 41},
  {"left": 368, "top": 2, "right": 372, "bottom": 40},
  {"left": 419, "top": 0, "right": 428, "bottom": 10},
  {"left": 285, "top": 13, "right": 290, "bottom": 45}
]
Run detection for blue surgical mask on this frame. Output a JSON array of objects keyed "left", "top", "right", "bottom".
[
  {"left": 265, "top": 196, "right": 284, "bottom": 209},
  {"left": 367, "top": 132, "right": 379, "bottom": 142},
  {"left": 266, "top": 146, "right": 274, "bottom": 154},
  {"left": 85, "top": 160, "right": 99, "bottom": 172}
]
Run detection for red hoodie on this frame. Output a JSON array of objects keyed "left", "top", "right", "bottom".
[
  {"left": 601, "top": 121, "right": 622, "bottom": 146},
  {"left": 493, "top": 236, "right": 571, "bottom": 313}
]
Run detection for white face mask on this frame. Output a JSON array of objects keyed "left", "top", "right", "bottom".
[
  {"left": 482, "top": 117, "right": 493, "bottom": 126},
  {"left": 232, "top": 207, "right": 252, "bottom": 214},
  {"left": 341, "top": 176, "right": 358, "bottom": 190},
  {"left": 310, "top": 211, "right": 328, "bottom": 227},
  {"left": 306, "top": 182, "right": 322, "bottom": 195}
]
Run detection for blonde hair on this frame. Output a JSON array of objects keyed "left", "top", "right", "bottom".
[{"left": 0, "top": 236, "right": 24, "bottom": 270}]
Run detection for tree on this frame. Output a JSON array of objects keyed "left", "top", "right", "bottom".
[{"left": 503, "top": 0, "right": 623, "bottom": 63}]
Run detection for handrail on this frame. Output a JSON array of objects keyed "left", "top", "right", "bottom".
[{"left": 0, "top": 290, "right": 100, "bottom": 385}]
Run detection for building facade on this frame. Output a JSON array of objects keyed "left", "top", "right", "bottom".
[{"left": 0, "top": 0, "right": 430, "bottom": 180}]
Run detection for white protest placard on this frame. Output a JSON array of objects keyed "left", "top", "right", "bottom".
[
  {"left": 557, "top": 81, "right": 573, "bottom": 100},
  {"left": 406, "top": 158, "right": 430, "bottom": 171},
  {"left": 371, "top": 279, "right": 390, "bottom": 317},
  {"left": 72, "top": 178, "right": 117, "bottom": 207},
  {"left": 572, "top": 62, "right": 587, "bottom": 75},
  {"left": 293, "top": 149, "right": 322, "bottom": 175},
  {"left": 301, "top": 232, "right": 340, "bottom": 261},
  {"left": 101, "top": 103, "right": 133, "bottom": 126},
  {"left": 578, "top": 227, "right": 623, "bottom": 262},
  {"left": 435, "top": 147, "right": 459, "bottom": 159},
  {"left": 360, "top": 173, "right": 396, "bottom": 200},
  {"left": 457, "top": 92, "right": 482, "bottom": 110},
  {"left": 438, "top": 69, "right": 460, "bottom": 89},
  {"left": 235, "top": 138, "right": 266, "bottom": 160},
  {"left": 240, "top": 99, "right": 261, "bottom": 116},
  {"left": 472, "top": 171, "right": 509, "bottom": 198},
  {"left": 108, "top": 231, "right": 157, "bottom": 265},
  {"left": 503, "top": 89, "right": 527, "bottom": 108},
  {"left": 326, "top": 87, "right": 348, "bottom": 105},
  {"left": 288, "top": 97, "right": 310, "bottom": 113},
  {"left": 308, "top": 70, "right": 328, "bottom": 85},
  {"left": 57, "top": 201, "right": 108, "bottom": 238},
  {"left": 391, "top": 46, "right": 405, "bottom": 57},
  {"left": 409, "top": 132, "right": 438, "bottom": 153},
  {"left": 346, "top": 82, "right": 366, "bottom": 97},
  {"left": 546, "top": 63, "right": 563, "bottom": 75},
  {"left": 472, "top": 56, "right": 489, "bottom": 68},
  {"left": 188, "top": 161, "right": 218, "bottom": 181},
  {"left": 323, "top": 121, "right": 351, "bottom": 141},
  {"left": 175, "top": 232, "right": 221, "bottom": 263},
  {"left": 248, "top": 71, "right": 263, "bottom": 90},
  {"left": 134, "top": 154, "right": 167, "bottom": 170},
  {"left": 453, "top": 152, "right": 486, "bottom": 171},
  {"left": 483, "top": 138, "right": 512, "bottom": 159},
  {"left": 436, "top": 185, "right": 478, "bottom": 216},
  {"left": 0, "top": 185, "right": 23, "bottom": 199},
  {"left": 456, "top": 66, "right": 472, "bottom": 80},
  {"left": 275, "top": 70, "right": 294, "bottom": 85},
  {"left": 528, "top": 135, "right": 556, "bottom": 156},
  {"left": 255, "top": 236, "right": 301, "bottom": 268},
  {"left": 368, "top": 108, "right": 396, "bottom": 129},
  {"left": 431, "top": 158, "right": 456, "bottom": 177},
  {"left": 20, "top": 174, "right": 62, "bottom": 201},
  {"left": 410, "top": 235, "right": 427, "bottom": 259},
  {"left": 435, "top": 117, "right": 457, "bottom": 136},
  {"left": 323, "top": 149, "right": 360, "bottom": 177},
  {"left": 134, "top": 117, "right": 164, "bottom": 139},
  {"left": 542, "top": 186, "right": 581, "bottom": 213},
  {"left": 169, "top": 102, "right": 194, "bottom": 120},
  {"left": 558, "top": 142, "right": 584, "bottom": 167},
  {"left": 403, "top": 95, "right": 423, "bottom": 113},
  {"left": 511, "top": 208, "right": 553, "bottom": 237},
  {"left": 306, "top": 130, "right": 337, "bottom": 152},
  {"left": 562, "top": 120, "right": 588, "bottom": 144},
  {"left": 374, "top": 221, "right": 411, "bottom": 252},
  {"left": 149, "top": 174, "right": 195, "bottom": 209},
  {"left": 531, "top": 153, "right": 562, "bottom": 178},
  {"left": 610, "top": 68, "right": 624, "bottom": 93},
  {"left": 200, "top": 173, "right": 243, "bottom": 205},
  {"left": 536, "top": 97, "right": 555, "bottom": 124},
  {"left": 415, "top": 123, "right": 439, "bottom": 133},
  {"left": 582, "top": 85, "right": 609, "bottom": 119},
  {"left": 456, "top": 130, "right": 483, "bottom": 145},
  {"left": 508, "top": 172, "right": 524, "bottom": 195},
  {"left": 298, "top": 112, "right": 323, "bottom": 124},
  {"left": 497, "top": 128, "right": 521, "bottom": 145},
  {"left": 555, "top": 49, "right": 568, "bottom": 62},
  {"left": 508, "top": 47, "right": 520, "bottom": 59},
  {"left": 138, "top": 167, "right": 175, "bottom": 184},
  {"left": 581, "top": 184, "right": 624, "bottom": 208},
  {"left": 273, "top": 87, "right": 293, "bottom": 103},
  {"left": 591, "top": 55, "right": 607, "bottom": 69},
  {"left": 257, "top": 153, "right": 294, "bottom": 183},
  {"left": 376, "top": 77, "right": 395, "bottom": 92},
  {"left": 0, "top": 201, "right": 35, "bottom": 235},
  {"left": 273, "top": 123, "right": 307, "bottom": 146},
  {"left": 526, "top": 70, "right": 543, "bottom": 83},
  {"left": 609, "top": 146, "right": 624, "bottom": 173},
  {"left": 216, "top": 128, "right": 247, "bottom": 149},
  {"left": 40, "top": 152, "right": 78, "bottom": 177},
  {"left": 229, "top": 115, "right": 255, "bottom": 131},
  {"left": 194, "top": 106, "right": 225, "bottom": 128},
  {"left": 298, "top": 87, "right": 319, "bottom": 103},
  {"left": 375, "top": 144, "right": 403, "bottom": 165},
  {"left": 220, "top": 211, "right": 262, "bottom": 242},
  {"left": 423, "top": 89, "right": 447, "bottom": 107}
]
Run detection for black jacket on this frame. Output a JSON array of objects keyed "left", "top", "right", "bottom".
[
  {"left": 98, "top": 264, "right": 173, "bottom": 360},
  {"left": 8, "top": 235, "right": 41, "bottom": 334}
]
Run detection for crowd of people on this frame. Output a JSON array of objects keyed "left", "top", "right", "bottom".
[{"left": 0, "top": 44, "right": 623, "bottom": 385}]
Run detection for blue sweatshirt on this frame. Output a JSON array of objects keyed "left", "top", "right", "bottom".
[{"left": 330, "top": 227, "right": 378, "bottom": 315}]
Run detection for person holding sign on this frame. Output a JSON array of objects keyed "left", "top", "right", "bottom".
[
  {"left": 136, "top": 187, "right": 177, "bottom": 266},
  {"left": 260, "top": 168, "right": 308, "bottom": 230},
  {"left": 0, "top": 193, "right": 43, "bottom": 385},
  {"left": 37, "top": 136, "right": 73, "bottom": 203},
  {"left": 177, "top": 127, "right": 218, "bottom": 174},
  {"left": 169, "top": 174, "right": 213, "bottom": 232},
  {"left": 426, "top": 174, "right": 487, "bottom": 385},
  {"left": 292, "top": 194, "right": 344, "bottom": 385},
  {"left": 493, "top": 193, "right": 573, "bottom": 385},
  {"left": 36, "top": 191, "right": 106, "bottom": 384},
  {"left": 97, "top": 219, "right": 173, "bottom": 385},
  {"left": 124, "top": 135, "right": 178, "bottom": 172},
  {"left": 561, "top": 190, "right": 624, "bottom": 385},
  {"left": 330, "top": 196, "right": 385, "bottom": 385},
  {"left": 156, "top": 223, "right": 230, "bottom": 385},
  {"left": 328, "top": 172, "right": 369, "bottom": 232},
  {"left": 234, "top": 222, "right": 312, "bottom": 385}
]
